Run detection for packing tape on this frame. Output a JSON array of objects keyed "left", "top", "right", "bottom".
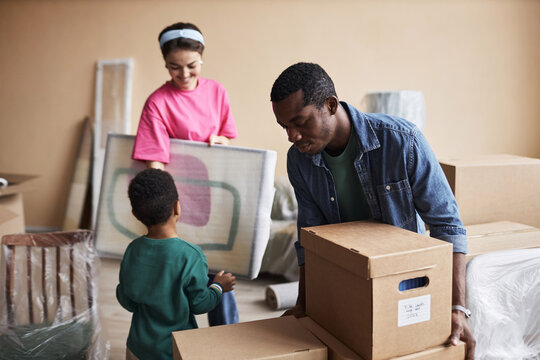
[{"left": 265, "top": 281, "right": 298, "bottom": 310}]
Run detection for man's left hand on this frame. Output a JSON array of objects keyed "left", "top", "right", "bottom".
[{"left": 449, "top": 310, "right": 476, "bottom": 360}]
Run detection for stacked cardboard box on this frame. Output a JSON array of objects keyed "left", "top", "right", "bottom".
[
  {"left": 298, "top": 316, "right": 465, "bottom": 360},
  {"left": 298, "top": 316, "right": 363, "bottom": 360},
  {"left": 439, "top": 154, "right": 540, "bottom": 228},
  {"left": 301, "top": 221, "right": 456, "bottom": 360},
  {"left": 465, "top": 221, "right": 540, "bottom": 261},
  {"left": 172, "top": 220, "right": 464, "bottom": 359},
  {"left": 0, "top": 173, "right": 36, "bottom": 238},
  {"left": 172, "top": 316, "right": 327, "bottom": 360}
]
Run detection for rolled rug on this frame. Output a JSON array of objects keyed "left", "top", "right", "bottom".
[{"left": 265, "top": 281, "right": 299, "bottom": 310}]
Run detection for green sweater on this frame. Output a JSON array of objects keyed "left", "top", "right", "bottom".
[{"left": 116, "top": 236, "right": 222, "bottom": 360}]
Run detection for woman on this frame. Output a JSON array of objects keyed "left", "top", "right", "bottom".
[
  {"left": 133, "top": 21, "right": 238, "bottom": 168},
  {"left": 132, "top": 21, "right": 239, "bottom": 327}
]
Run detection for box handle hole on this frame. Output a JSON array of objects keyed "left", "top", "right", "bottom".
[{"left": 399, "top": 276, "right": 429, "bottom": 291}]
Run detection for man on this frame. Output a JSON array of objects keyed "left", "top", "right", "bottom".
[{"left": 270, "top": 62, "right": 475, "bottom": 358}]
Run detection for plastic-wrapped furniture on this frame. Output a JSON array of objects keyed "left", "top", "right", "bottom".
[
  {"left": 0, "top": 230, "right": 109, "bottom": 359},
  {"left": 466, "top": 248, "right": 540, "bottom": 360},
  {"left": 260, "top": 175, "right": 299, "bottom": 281}
]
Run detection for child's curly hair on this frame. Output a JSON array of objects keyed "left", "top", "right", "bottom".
[{"left": 128, "top": 169, "right": 179, "bottom": 227}]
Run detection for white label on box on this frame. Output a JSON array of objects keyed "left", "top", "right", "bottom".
[{"left": 398, "top": 294, "right": 431, "bottom": 327}]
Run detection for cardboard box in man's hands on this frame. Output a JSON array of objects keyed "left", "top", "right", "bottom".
[{"left": 302, "top": 221, "right": 453, "bottom": 360}]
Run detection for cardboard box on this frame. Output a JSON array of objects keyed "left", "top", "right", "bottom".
[
  {"left": 172, "top": 316, "right": 327, "bottom": 360},
  {"left": 302, "top": 221, "right": 453, "bottom": 360},
  {"left": 387, "top": 342, "right": 465, "bottom": 360},
  {"left": 300, "top": 315, "right": 465, "bottom": 360},
  {"left": 299, "top": 316, "right": 364, "bottom": 360},
  {"left": 439, "top": 154, "right": 540, "bottom": 228},
  {"left": 0, "top": 173, "right": 37, "bottom": 238},
  {"left": 465, "top": 221, "right": 540, "bottom": 261}
]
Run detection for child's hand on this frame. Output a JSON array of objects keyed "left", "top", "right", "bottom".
[{"left": 214, "top": 270, "right": 236, "bottom": 292}]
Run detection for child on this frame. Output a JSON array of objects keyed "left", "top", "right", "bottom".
[
  {"left": 131, "top": 20, "right": 239, "bottom": 327},
  {"left": 116, "top": 169, "right": 235, "bottom": 360}
]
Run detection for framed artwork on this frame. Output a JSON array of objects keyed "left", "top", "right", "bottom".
[{"left": 95, "top": 134, "right": 277, "bottom": 279}]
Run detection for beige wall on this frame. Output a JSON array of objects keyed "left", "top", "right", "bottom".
[{"left": 1, "top": 0, "right": 539, "bottom": 228}]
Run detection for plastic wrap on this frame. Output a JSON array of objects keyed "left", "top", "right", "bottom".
[
  {"left": 466, "top": 248, "right": 540, "bottom": 360},
  {"left": 363, "top": 91, "right": 426, "bottom": 130},
  {"left": 271, "top": 175, "right": 298, "bottom": 221},
  {"left": 0, "top": 230, "right": 109, "bottom": 359},
  {"left": 260, "top": 176, "right": 299, "bottom": 280},
  {"left": 260, "top": 221, "right": 299, "bottom": 281}
]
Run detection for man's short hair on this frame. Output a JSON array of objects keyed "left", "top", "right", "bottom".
[
  {"left": 128, "top": 169, "right": 179, "bottom": 227},
  {"left": 270, "top": 62, "right": 337, "bottom": 109}
]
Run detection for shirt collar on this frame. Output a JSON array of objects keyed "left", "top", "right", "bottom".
[
  {"left": 341, "top": 101, "right": 380, "bottom": 154},
  {"left": 309, "top": 101, "right": 380, "bottom": 166}
]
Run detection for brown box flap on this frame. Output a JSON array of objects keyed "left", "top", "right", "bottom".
[
  {"left": 302, "top": 221, "right": 452, "bottom": 279},
  {"left": 388, "top": 341, "right": 465, "bottom": 359},
  {"left": 298, "top": 316, "right": 363, "bottom": 360},
  {"left": 0, "top": 173, "right": 38, "bottom": 196},
  {"left": 0, "top": 205, "right": 18, "bottom": 224},
  {"left": 172, "top": 316, "right": 327, "bottom": 360}
]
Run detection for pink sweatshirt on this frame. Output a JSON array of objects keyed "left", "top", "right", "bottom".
[{"left": 132, "top": 77, "right": 238, "bottom": 163}]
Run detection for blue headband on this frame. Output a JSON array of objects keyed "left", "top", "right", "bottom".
[{"left": 159, "top": 29, "right": 205, "bottom": 48}]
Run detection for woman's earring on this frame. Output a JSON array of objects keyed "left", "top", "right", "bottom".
[{"left": 199, "top": 60, "right": 204, "bottom": 65}]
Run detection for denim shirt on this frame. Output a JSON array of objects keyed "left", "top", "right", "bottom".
[{"left": 287, "top": 102, "right": 467, "bottom": 266}]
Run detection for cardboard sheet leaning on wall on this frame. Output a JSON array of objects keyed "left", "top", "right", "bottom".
[
  {"left": 95, "top": 134, "right": 277, "bottom": 279},
  {"left": 62, "top": 117, "right": 93, "bottom": 231}
]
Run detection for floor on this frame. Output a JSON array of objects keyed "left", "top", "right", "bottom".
[{"left": 97, "top": 257, "right": 289, "bottom": 360}]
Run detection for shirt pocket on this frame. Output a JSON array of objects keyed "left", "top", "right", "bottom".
[{"left": 376, "top": 179, "right": 416, "bottom": 228}]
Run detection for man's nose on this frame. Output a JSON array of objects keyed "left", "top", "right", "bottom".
[{"left": 286, "top": 127, "right": 301, "bottom": 142}]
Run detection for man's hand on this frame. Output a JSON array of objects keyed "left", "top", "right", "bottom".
[
  {"left": 449, "top": 310, "right": 475, "bottom": 359},
  {"left": 451, "top": 252, "right": 476, "bottom": 359},
  {"left": 281, "top": 304, "right": 306, "bottom": 318},
  {"left": 281, "top": 265, "right": 306, "bottom": 318}
]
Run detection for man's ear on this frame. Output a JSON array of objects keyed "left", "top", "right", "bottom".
[
  {"left": 174, "top": 200, "right": 181, "bottom": 218},
  {"left": 327, "top": 96, "right": 339, "bottom": 115}
]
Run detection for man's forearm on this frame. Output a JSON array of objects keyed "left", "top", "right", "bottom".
[
  {"left": 452, "top": 252, "right": 467, "bottom": 306},
  {"left": 298, "top": 264, "right": 306, "bottom": 308}
]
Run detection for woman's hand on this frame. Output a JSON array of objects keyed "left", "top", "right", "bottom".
[
  {"left": 146, "top": 161, "right": 165, "bottom": 170},
  {"left": 209, "top": 135, "right": 230, "bottom": 146}
]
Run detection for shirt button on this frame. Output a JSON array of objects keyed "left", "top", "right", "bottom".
[
  {"left": 330, "top": 197, "right": 335, "bottom": 201},
  {"left": 386, "top": 185, "right": 391, "bottom": 191}
]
